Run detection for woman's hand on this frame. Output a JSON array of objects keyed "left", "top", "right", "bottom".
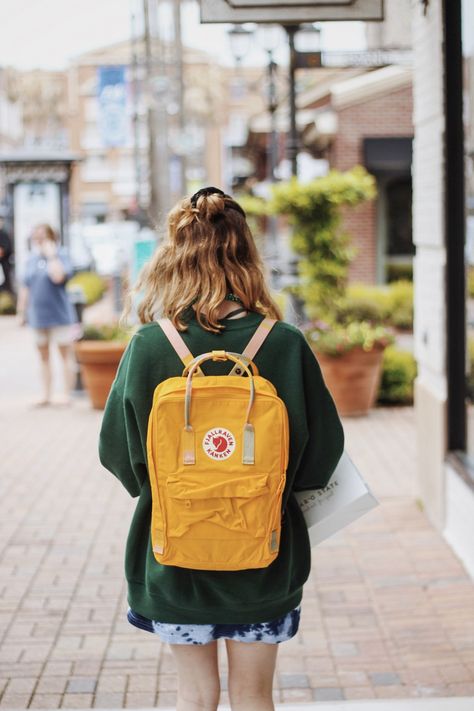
[
  {"left": 44, "top": 244, "right": 67, "bottom": 284},
  {"left": 42, "top": 240, "right": 57, "bottom": 259}
]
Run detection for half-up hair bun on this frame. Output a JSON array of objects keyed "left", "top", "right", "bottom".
[
  {"left": 190, "top": 186, "right": 225, "bottom": 207},
  {"left": 198, "top": 192, "right": 226, "bottom": 221},
  {"left": 190, "top": 186, "right": 246, "bottom": 221}
]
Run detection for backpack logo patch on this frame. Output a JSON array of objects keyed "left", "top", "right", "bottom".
[{"left": 203, "top": 428, "right": 235, "bottom": 460}]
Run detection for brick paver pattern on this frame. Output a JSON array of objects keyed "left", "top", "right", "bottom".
[{"left": 1, "top": 315, "right": 474, "bottom": 708}]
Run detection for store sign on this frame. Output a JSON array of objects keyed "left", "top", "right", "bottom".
[
  {"left": 295, "top": 51, "right": 322, "bottom": 69},
  {"left": 322, "top": 49, "right": 412, "bottom": 66},
  {"left": 229, "top": 0, "right": 354, "bottom": 6},
  {"left": 98, "top": 66, "right": 128, "bottom": 148},
  {"left": 200, "top": 0, "right": 384, "bottom": 23}
]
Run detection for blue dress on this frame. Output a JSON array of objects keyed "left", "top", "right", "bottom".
[
  {"left": 127, "top": 605, "right": 301, "bottom": 645},
  {"left": 22, "top": 248, "right": 76, "bottom": 328}
]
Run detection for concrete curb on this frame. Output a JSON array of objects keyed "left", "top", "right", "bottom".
[{"left": 21, "top": 700, "right": 474, "bottom": 711}]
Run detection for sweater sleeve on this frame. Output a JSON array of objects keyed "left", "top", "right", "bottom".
[
  {"left": 98, "top": 338, "right": 149, "bottom": 498},
  {"left": 292, "top": 337, "right": 344, "bottom": 491}
]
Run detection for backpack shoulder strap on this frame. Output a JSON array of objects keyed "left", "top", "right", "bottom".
[
  {"left": 229, "top": 317, "right": 276, "bottom": 376},
  {"left": 158, "top": 318, "right": 203, "bottom": 375}
]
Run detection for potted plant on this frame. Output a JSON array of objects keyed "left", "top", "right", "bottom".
[
  {"left": 306, "top": 321, "right": 395, "bottom": 416},
  {"left": 74, "top": 324, "right": 131, "bottom": 409},
  {"left": 265, "top": 167, "right": 393, "bottom": 416}
]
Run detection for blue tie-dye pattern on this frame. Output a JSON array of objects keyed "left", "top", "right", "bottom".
[{"left": 127, "top": 606, "right": 301, "bottom": 645}]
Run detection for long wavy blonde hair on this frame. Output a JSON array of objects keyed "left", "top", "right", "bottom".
[{"left": 123, "top": 191, "right": 282, "bottom": 332}]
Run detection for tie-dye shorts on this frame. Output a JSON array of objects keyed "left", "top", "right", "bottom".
[{"left": 127, "top": 605, "right": 301, "bottom": 645}]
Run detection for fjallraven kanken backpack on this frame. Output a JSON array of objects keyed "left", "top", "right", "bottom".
[{"left": 146, "top": 317, "right": 289, "bottom": 571}]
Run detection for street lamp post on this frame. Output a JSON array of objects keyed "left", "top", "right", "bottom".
[
  {"left": 257, "top": 24, "right": 284, "bottom": 288},
  {"left": 267, "top": 55, "right": 278, "bottom": 182},
  {"left": 258, "top": 24, "right": 283, "bottom": 184},
  {"left": 284, "top": 23, "right": 322, "bottom": 177},
  {"left": 285, "top": 25, "right": 298, "bottom": 178},
  {"left": 228, "top": 24, "right": 284, "bottom": 285},
  {"left": 143, "top": 0, "right": 160, "bottom": 223},
  {"left": 173, "top": 0, "right": 186, "bottom": 197},
  {"left": 226, "top": 22, "right": 320, "bottom": 314},
  {"left": 228, "top": 24, "right": 283, "bottom": 185}
]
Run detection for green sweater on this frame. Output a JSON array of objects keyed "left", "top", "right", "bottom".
[{"left": 98, "top": 311, "right": 344, "bottom": 624}]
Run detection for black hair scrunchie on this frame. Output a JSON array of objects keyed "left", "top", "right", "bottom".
[
  {"left": 189, "top": 186, "right": 246, "bottom": 218},
  {"left": 190, "top": 186, "right": 225, "bottom": 207}
]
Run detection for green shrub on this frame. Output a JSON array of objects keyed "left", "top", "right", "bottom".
[
  {"left": 67, "top": 271, "right": 106, "bottom": 306},
  {"left": 237, "top": 194, "right": 269, "bottom": 217},
  {"left": 346, "top": 283, "right": 391, "bottom": 313},
  {"left": 377, "top": 346, "right": 417, "bottom": 404},
  {"left": 386, "top": 262, "right": 413, "bottom": 283},
  {"left": 334, "top": 280, "right": 413, "bottom": 330},
  {"left": 81, "top": 323, "right": 131, "bottom": 342},
  {"left": 268, "top": 167, "right": 377, "bottom": 317},
  {"left": 0, "top": 291, "right": 16, "bottom": 314},
  {"left": 468, "top": 267, "right": 474, "bottom": 299},
  {"left": 385, "top": 280, "right": 413, "bottom": 330},
  {"left": 467, "top": 337, "right": 474, "bottom": 401},
  {"left": 336, "top": 284, "right": 390, "bottom": 325},
  {"left": 333, "top": 296, "right": 383, "bottom": 325}
]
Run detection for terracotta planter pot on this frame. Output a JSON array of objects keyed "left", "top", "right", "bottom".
[
  {"left": 314, "top": 345, "right": 385, "bottom": 417},
  {"left": 74, "top": 341, "right": 127, "bottom": 409}
]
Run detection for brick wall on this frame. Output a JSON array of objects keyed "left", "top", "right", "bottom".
[{"left": 331, "top": 85, "right": 413, "bottom": 283}]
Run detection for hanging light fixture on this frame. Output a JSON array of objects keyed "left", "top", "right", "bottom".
[
  {"left": 228, "top": 24, "right": 255, "bottom": 65},
  {"left": 294, "top": 23, "right": 322, "bottom": 68}
]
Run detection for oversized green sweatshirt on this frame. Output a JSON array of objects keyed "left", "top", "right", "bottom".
[{"left": 98, "top": 310, "right": 344, "bottom": 624}]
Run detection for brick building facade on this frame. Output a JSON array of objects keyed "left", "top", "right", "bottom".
[
  {"left": 67, "top": 41, "right": 266, "bottom": 222},
  {"left": 305, "top": 67, "right": 413, "bottom": 284}
]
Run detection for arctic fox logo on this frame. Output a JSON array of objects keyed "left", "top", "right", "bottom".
[{"left": 203, "top": 428, "right": 235, "bottom": 460}]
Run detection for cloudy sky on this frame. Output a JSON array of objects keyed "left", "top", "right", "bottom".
[{"left": 0, "top": 0, "right": 366, "bottom": 70}]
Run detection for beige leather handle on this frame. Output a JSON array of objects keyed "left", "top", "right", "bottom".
[
  {"left": 184, "top": 351, "right": 255, "bottom": 430},
  {"left": 182, "top": 351, "right": 256, "bottom": 466}
]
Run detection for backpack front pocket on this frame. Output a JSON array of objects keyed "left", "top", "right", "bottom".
[{"left": 165, "top": 473, "right": 271, "bottom": 539}]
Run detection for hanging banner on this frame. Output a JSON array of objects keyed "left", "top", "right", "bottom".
[{"left": 98, "top": 65, "right": 128, "bottom": 148}]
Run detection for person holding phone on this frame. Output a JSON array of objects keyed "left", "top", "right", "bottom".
[{"left": 17, "top": 223, "right": 77, "bottom": 406}]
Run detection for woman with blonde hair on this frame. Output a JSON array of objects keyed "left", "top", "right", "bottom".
[
  {"left": 99, "top": 187, "right": 344, "bottom": 711},
  {"left": 17, "top": 223, "right": 77, "bottom": 406}
]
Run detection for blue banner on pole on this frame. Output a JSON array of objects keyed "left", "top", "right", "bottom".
[{"left": 98, "top": 66, "right": 128, "bottom": 148}]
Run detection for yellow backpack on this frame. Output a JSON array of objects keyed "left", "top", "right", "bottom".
[{"left": 146, "top": 317, "right": 289, "bottom": 571}]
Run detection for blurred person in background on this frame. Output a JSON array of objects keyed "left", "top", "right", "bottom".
[
  {"left": 17, "top": 223, "right": 77, "bottom": 407},
  {"left": 0, "top": 217, "right": 13, "bottom": 294}
]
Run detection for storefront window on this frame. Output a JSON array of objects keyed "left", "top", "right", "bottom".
[{"left": 386, "top": 177, "right": 414, "bottom": 257}]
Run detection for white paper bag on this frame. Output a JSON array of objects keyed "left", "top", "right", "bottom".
[{"left": 294, "top": 451, "right": 379, "bottom": 546}]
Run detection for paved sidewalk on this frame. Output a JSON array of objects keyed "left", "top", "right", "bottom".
[{"left": 1, "top": 313, "right": 474, "bottom": 709}]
